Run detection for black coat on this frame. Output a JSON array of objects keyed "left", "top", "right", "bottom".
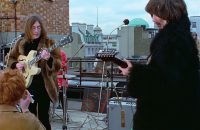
[{"left": 128, "top": 15, "right": 200, "bottom": 130}]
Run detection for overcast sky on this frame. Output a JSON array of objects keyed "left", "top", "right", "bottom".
[{"left": 69, "top": 0, "right": 200, "bottom": 34}]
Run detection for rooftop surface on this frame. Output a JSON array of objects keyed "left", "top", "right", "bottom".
[
  {"left": 50, "top": 98, "right": 136, "bottom": 130},
  {"left": 51, "top": 100, "right": 107, "bottom": 130}
]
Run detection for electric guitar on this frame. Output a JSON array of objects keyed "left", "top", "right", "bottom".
[
  {"left": 18, "top": 35, "right": 73, "bottom": 88},
  {"left": 96, "top": 49, "right": 128, "bottom": 68}
]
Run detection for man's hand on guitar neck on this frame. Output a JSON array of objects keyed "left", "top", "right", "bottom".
[
  {"left": 41, "top": 49, "right": 50, "bottom": 60},
  {"left": 118, "top": 59, "right": 133, "bottom": 76}
]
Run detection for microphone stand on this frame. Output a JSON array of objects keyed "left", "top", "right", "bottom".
[
  {"left": 106, "top": 19, "right": 129, "bottom": 51},
  {"left": 66, "top": 44, "right": 85, "bottom": 65},
  {"left": 62, "top": 44, "right": 85, "bottom": 130},
  {"left": 106, "top": 24, "right": 123, "bottom": 51},
  {"left": 0, "top": 45, "right": 5, "bottom": 70},
  {"left": 104, "top": 19, "right": 129, "bottom": 127},
  {"left": 105, "top": 24, "right": 124, "bottom": 122},
  {"left": 62, "top": 68, "right": 68, "bottom": 130}
]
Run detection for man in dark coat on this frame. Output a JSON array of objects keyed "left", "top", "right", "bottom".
[{"left": 119, "top": 0, "right": 200, "bottom": 130}]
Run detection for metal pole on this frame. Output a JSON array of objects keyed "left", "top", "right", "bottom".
[
  {"left": 2, "top": 49, "right": 5, "bottom": 69},
  {"left": 9, "top": 0, "right": 17, "bottom": 38},
  {"left": 62, "top": 70, "right": 67, "bottom": 130},
  {"left": 14, "top": 2, "right": 17, "bottom": 38}
]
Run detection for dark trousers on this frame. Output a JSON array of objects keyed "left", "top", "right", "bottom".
[
  {"left": 59, "top": 90, "right": 64, "bottom": 108},
  {"left": 28, "top": 74, "right": 52, "bottom": 130},
  {"left": 58, "top": 87, "right": 68, "bottom": 109},
  {"left": 29, "top": 95, "right": 51, "bottom": 130}
]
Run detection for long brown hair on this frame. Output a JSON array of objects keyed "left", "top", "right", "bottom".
[
  {"left": 145, "top": 0, "right": 188, "bottom": 21},
  {"left": 24, "top": 14, "right": 47, "bottom": 41}
]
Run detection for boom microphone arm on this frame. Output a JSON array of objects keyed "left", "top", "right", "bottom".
[{"left": 106, "top": 19, "right": 129, "bottom": 50}]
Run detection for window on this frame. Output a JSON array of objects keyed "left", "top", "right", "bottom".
[{"left": 88, "top": 48, "right": 91, "bottom": 55}]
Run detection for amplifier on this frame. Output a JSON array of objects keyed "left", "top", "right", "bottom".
[{"left": 108, "top": 97, "right": 136, "bottom": 130}]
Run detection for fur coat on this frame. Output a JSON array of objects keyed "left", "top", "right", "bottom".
[
  {"left": 6, "top": 38, "right": 61, "bottom": 103},
  {"left": 128, "top": 15, "right": 200, "bottom": 130}
]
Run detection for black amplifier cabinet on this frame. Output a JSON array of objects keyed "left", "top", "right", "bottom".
[{"left": 108, "top": 97, "right": 136, "bottom": 130}]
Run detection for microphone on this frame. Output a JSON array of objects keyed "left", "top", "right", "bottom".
[
  {"left": 5, "top": 33, "right": 25, "bottom": 68},
  {"left": 9, "top": 33, "right": 25, "bottom": 47},
  {"left": 109, "top": 19, "right": 129, "bottom": 35},
  {"left": 14, "top": 33, "right": 25, "bottom": 40},
  {"left": 123, "top": 19, "right": 129, "bottom": 25},
  {"left": 19, "top": 33, "right": 25, "bottom": 38},
  {"left": 0, "top": 33, "right": 24, "bottom": 49},
  {"left": 106, "top": 19, "right": 129, "bottom": 50}
]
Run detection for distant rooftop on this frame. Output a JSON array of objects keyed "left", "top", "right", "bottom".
[
  {"left": 190, "top": 16, "right": 200, "bottom": 17},
  {"left": 94, "top": 25, "right": 102, "bottom": 31},
  {"left": 128, "top": 18, "right": 149, "bottom": 28}
]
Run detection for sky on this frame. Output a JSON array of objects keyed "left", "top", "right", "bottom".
[{"left": 69, "top": 0, "right": 200, "bottom": 34}]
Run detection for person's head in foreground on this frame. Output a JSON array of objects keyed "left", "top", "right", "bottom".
[{"left": 0, "top": 69, "right": 26, "bottom": 106}]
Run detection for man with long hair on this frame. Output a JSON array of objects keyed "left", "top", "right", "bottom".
[{"left": 6, "top": 14, "right": 61, "bottom": 130}]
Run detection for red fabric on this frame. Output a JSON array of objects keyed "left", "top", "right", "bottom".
[{"left": 57, "top": 50, "right": 68, "bottom": 89}]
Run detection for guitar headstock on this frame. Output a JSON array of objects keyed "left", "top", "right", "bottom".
[
  {"left": 50, "top": 35, "right": 73, "bottom": 51},
  {"left": 58, "top": 35, "right": 73, "bottom": 47},
  {"left": 96, "top": 49, "right": 119, "bottom": 61},
  {"left": 96, "top": 49, "right": 128, "bottom": 68}
]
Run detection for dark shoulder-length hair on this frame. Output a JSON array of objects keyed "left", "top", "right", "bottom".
[
  {"left": 145, "top": 0, "right": 188, "bottom": 21},
  {"left": 0, "top": 69, "right": 26, "bottom": 105},
  {"left": 24, "top": 14, "right": 47, "bottom": 41}
]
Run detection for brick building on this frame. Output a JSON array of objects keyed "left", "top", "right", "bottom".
[{"left": 0, "top": 0, "right": 70, "bottom": 41}]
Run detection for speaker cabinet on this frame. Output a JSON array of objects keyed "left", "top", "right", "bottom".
[
  {"left": 109, "top": 97, "right": 136, "bottom": 130},
  {"left": 81, "top": 88, "right": 110, "bottom": 113}
]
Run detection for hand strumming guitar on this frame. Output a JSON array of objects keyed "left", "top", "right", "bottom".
[
  {"left": 118, "top": 59, "right": 133, "bottom": 76},
  {"left": 16, "top": 62, "right": 25, "bottom": 71},
  {"left": 16, "top": 49, "right": 50, "bottom": 71}
]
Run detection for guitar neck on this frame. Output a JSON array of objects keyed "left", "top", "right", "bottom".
[
  {"left": 28, "top": 35, "right": 73, "bottom": 66},
  {"left": 111, "top": 57, "right": 128, "bottom": 68},
  {"left": 48, "top": 43, "right": 57, "bottom": 52},
  {"left": 29, "top": 44, "right": 56, "bottom": 65},
  {"left": 30, "top": 55, "right": 42, "bottom": 65},
  {"left": 96, "top": 50, "right": 128, "bottom": 68},
  {"left": 29, "top": 40, "right": 63, "bottom": 65}
]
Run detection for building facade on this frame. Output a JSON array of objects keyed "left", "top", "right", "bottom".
[
  {"left": 190, "top": 16, "right": 200, "bottom": 38},
  {"left": 102, "top": 34, "right": 118, "bottom": 51},
  {"left": 118, "top": 18, "right": 157, "bottom": 58},
  {"left": 71, "top": 22, "right": 104, "bottom": 71},
  {"left": 0, "top": 0, "right": 70, "bottom": 45}
]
